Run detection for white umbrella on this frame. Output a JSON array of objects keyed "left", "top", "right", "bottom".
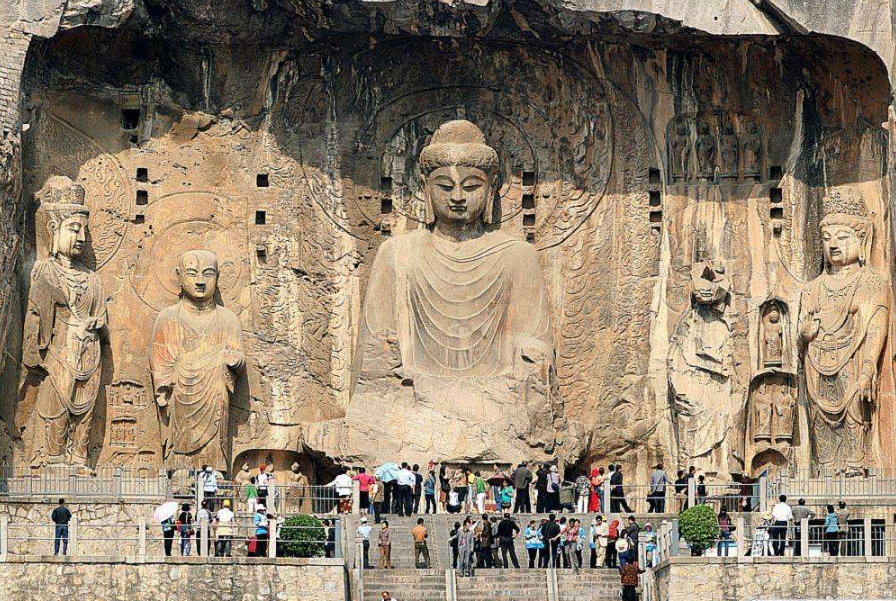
[{"left": 154, "top": 501, "right": 179, "bottom": 523}]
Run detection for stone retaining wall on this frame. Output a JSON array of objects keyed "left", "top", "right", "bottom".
[
  {"left": 0, "top": 557, "right": 346, "bottom": 601},
  {"left": 649, "top": 556, "right": 896, "bottom": 601}
]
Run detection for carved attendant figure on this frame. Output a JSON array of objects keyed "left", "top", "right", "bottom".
[
  {"left": 150, "top": 250, "right": 245, "bottom": 472},
  {"left": 670, "top": 121, "right": 691, "bottom": 181},
  {"left": 23, "top": 176, "right": 107, "bottom": 467},
  {"left": 762, "top": 307, "right": 784, "bottom": 367},
  {"left": 799, "top": 190, "right": 890, "bottom": 470},
  {"left": 356, "top": 119, "right": 553, "bottom": 384},
  {"left": 741, "top": 121, "right": 761, "bottom": 178},
  {"left": 696, "top": 120, "right": 717, "bottom": 179},
  {"left": 719, "top": 122, "right": 739, "bottom": 179}
]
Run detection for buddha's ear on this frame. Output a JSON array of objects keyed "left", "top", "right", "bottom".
[{"left": 421, "top": 174, "right": 436, "bottom": 226}]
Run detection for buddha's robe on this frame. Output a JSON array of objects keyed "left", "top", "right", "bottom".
[
  {"left": 800, "top": 269, "right": 890, "bottom": 468},
  {"left": 23, "top": 258, "right": 107, "bottom": 464},
  {"left": 151, "top": 302, "right": 244, "bottom": 470},
  {"left": 356, "top": 229, "right": 552, "bottom": 385}
]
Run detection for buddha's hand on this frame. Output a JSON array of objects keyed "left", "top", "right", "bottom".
[
  {"left": 798, "top": 309, "right": 820, "bottom": 341},
  {"left": 155, "top": 386, "right": 171, "bottom": 408},
  {"left": 224, "top": 350, "right": 245, "bottom": 371},
  {"left": 514, "top": 337, "right": 551, "bottom": 383}
]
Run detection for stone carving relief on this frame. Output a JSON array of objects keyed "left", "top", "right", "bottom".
[
  {"left": 18, "top": 176, "right": 108, "bottom": 469},
  {"left": 666, "top": 113, "right": 763, "bottom": 184},
  {"left": 668, "top": 259, "right": 737, "bottom": 477},
  {"left": 760, "top": 300, "right": 789, "bottom": 369},
  {"left": 750, "top": 373, "right": 796, "bottom": 446},
  {"left": 150, "top": 250, "right": 245, "bottom": 472},
  {"left": 307, "top": 120, "right": 579, "bottom": 466},
  {"left": 798, "top": 189, "right": 891, "bottom": 471}
]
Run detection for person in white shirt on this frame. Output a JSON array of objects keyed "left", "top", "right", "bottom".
[
  {"left": 257, "top": 464, "right": 271, "bottom": 506},
  {"left": 200, "top": 465, "right": 219, "bottom": 511},
  {"left": 195, "top": 500, "right": 212, "bottom": 556},
  {"left": 214, "top": 499, "right": 235, "bottom": 557},
  {"left": 769, "top": 494, "right": 793, "bottom": 556},
  {"left": 397, "top": 463, "right": 416, "bottom": 517},
  {"left": 327, "top": 467, "right": 354, "bottom": 513},
  {"left": 356, "top": 516, "right": 373, "bottom": 568}
]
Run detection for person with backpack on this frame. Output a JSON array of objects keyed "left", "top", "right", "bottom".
[
  {"left": 605, "top": 518, "right": 620, "bottom": 568},
  {"left": 177, "top": 503, "right": 194, "bottom": 556}
]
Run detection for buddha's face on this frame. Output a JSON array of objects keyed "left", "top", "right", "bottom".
[
  {"left": 690, "top": 260, "right": 729, "bottom": 306},
  {"left": 178, "top": 252, "right": 218, "bottom": 302},
  {"left": 822, "top": 225, "right": 862, "bottom": 268},
  {"left": 54, "top": 214, "right": 88, "bottom": 259},
  {"left": 768, "top": 310, "right": 780, "bottom": 324},
  {"left": 426, "top": 165, "right": 494, "bottom": 226}
]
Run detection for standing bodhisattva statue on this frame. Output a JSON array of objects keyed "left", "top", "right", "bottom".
[
  {"left": 150, "top": 250, "right": 245, "bottom": 472},
  {"left": 799, "top": 190, "right": 891, "bottom": 471},
  {"left": 22, "top": 176, "right": 107, "bottom": 468}
]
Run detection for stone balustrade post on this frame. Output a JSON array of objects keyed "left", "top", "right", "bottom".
[
  {"left": 68, "top": 466, "right": 78, "bottom": 500},
  {"left": 758, "top": 476, "right": 768, "bottom": 513},
  {"left": 735, "top": 517, "right": 745, "bottom": 557},
  {"left": 602, "top": 483, "right": 611, "bottom": 514},
  {"left": 670, "top": 519, "right": 680, "bottom": 557},
  {"left": 0, "top": 515, "right": 8, "bottom": 560},
  {"left": 687, "top": 479, "right": 696, "bottom": 508},
  {"left": 864, "top": 518, "right": 873, "bottom": 557},
  {"left": 352, "top": 480, "right": 361, "bottom": 514},
  {"left": 114, "top": 467, "right": 123, "bottom": 503},
  {"left": 200, "top": 517, "right": 209, "bottom": 557},
  {"left": 69, "top": 516, "right": 78, "bottom": 557},
  {"left": 268, "top": 521, "right": 277, "bottom": 558},
  {"left": 138, "top": 517, "right": 147, "bottom": 560},
  {"left": 800, "top": 518, "right": 809, "bottom": 558},
  {"left": 157, "top": 469, "right": 168, "bottom": 499}
]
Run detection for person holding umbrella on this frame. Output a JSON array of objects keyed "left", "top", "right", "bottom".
[{"left": 153, "top": 501, "right": 179, "bottom": 557}]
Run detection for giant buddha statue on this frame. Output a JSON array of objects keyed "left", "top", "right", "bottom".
[
  {"left": 799, "top": 189, "right": 891, "bottom": 472},
  {"left": 307, "top": 120, "right": 577, "bottom": 466}
]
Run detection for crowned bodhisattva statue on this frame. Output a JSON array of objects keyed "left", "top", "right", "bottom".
[
  {"left": 21, "top": 176, "right": 108, "bottom": 468},
  {"left": 150, "top": 250, "right": 245, "bottom": 472},
  {"left": 799, "top": 190, "right": 891, "bottom": 471}
]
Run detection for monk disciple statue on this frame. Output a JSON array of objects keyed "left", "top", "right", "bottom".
[
  {"left": 799, "top": 190, "right": 891, "bottom": 471},
  {"left": 307, "top": 120, "right": 579, "bottom": 466},
  {"left": 150, "top": 250, "right": 245, "bottom": 472},
  {"left": 21, "top": 176, "right": 107, "bottom": 468}
]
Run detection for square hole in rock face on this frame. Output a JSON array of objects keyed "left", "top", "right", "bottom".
[
  {"left": 649, "top": 210, "right": 663, "bottom": 223},
  {"left": 649, "top": 190, "right": 662, "bottom": 206},
  {"left": 120, "top": 109, "right": 141, "bottom": 130},
  {"left": 649, "top": 168, "right": 661, "bottom": 184},
  {"left": 770, "top": 187, "right": 783, "bottom": 203},
  {"left": 769, "top": 165, "right": 783, "bottom": 181},
  {"left": 523, "top": 214, "right": 536, "bottom": 227},
  {"left": 136, "top": 190, "right": 148, "bottom": 205},
  {"left": 522, "top": 194, "right": 535, "bottom": 210},
  {"left": 770, "top": 207, "right": 784, "bottom": 220},
  {"left": 136, "top": 167, "right": 148, "bottom": 182},
  {"left": 256, "top": 174, "right": 270, "bottom": 188},
  {"left": 381, "top": 176, "right": 393, "bottom": 193},
  {"left": 255, "top": 210, "right": 267, "bottom": 225},
  {"left": 134, "top": 214, "right": 145, "bottom": 224},
  {"left": 522, "top": 171, "right": 536, "bottom": 187},
  {"left": 381, "top": 196, "right": 393, "bottom": 215},
  {"left": 526, "top": 232, "right": 535, "bottom": 243}
]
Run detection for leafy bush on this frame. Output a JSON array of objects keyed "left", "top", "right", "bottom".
[
  {"left": 678, "top": 504, "right": 720, "bottom": 556},
  {"left": 278, "top": 514, "right": 326, "bottom": 558}
]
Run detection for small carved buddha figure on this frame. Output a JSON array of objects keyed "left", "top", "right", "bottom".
[
  {"left": 799, "top": 190, "right": 890, "bottom": 470},
  {"left": 741, "top": 121, "right": 761, "bottom": 178},
  {"left": 763, "top": 307, "right": 784, "bottom": 367},
  {"left": 150, "top": 250, "right": 245, "bottom": 472},
  {"left": 670, "top": 121, "right": 691, "bottom": 181},
  {"left": 22, "top": 176, "right": 107, "bottom": 468},
  {"left": 696, "top": 120, "right": 717, "bottom": 179},
  {"left": 286, "top": 461, "right": 310, "bottom": 513}
]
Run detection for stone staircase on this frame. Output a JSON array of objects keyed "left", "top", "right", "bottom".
[{"left": 355, "top": 568, "right": 624, "bottom": 601}]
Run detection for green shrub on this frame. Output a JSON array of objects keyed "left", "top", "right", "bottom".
[
  {"left": 678, "top": 504, "right": 720, "bottom": 556},
  {"left": 278, "top": 514, "right": 325, "bottom": 558}
]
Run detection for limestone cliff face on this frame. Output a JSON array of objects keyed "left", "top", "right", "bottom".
[{"left": 0, "top": 0, "right": 894, "bottom": 482}]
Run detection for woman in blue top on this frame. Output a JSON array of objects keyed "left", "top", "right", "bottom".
[
  {"left": 824, "top": 505, "right": 839, "bottom": 556},
  {"left": 424, "top": 471, "right": 437, "bottom": 514},
  {"left": 525, "top": 519, "right": 544, "bottom": 568},
  {"left": 252, "top": 505, "right": 269, "bottom": 557}
]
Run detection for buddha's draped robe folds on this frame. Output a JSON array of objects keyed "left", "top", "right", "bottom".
[
  {"left": 356, "top": 229, "right": 552, "bottom": 383},
  {"left": 151, "top": 303, "right": 244, "bottom": 470}
]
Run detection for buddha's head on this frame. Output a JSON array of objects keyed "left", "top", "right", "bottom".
[
  {"left": 291, "top": 461, "right": 300, "bottom": 473},
  {"left": 36, "top": 176, "right": 90, "bottom": 261},
  {"left": 418, "top": 120, "right": 499, "bottom": 227},
  {"left": 176, "top": 250, "right": 219, "bottom": 303},
  {"left": 690, "top": 259, "right": 730, "bottom": 306},
  {"left": 767, "top": 307, "right": 780, "bottom": 324},
  {"left": 820, "top": 189, "right": 872, "bottom": 269}
]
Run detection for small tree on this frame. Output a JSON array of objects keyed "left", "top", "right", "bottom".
[
  {"left": 279, "top": 514, "right": 326, "bottom": 558},
  {"left": 679, "top": 504, "right": 720, "bottom": 556}
]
